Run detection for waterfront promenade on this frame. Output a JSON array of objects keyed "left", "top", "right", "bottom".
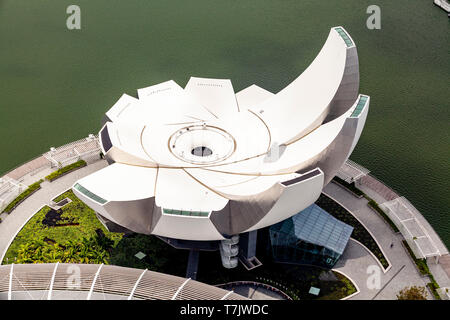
[
  {"left": 325, "top": 182, "right": 449, "bottom": 300},
  {"left": 0, "top": 160, "right": 108, "bottom": 264},
  {"left": 0, "top": 147, "right": 448, "bottom": 299},
  {"left": 434, "top": 0, "right": 450, "bottom": 13}
]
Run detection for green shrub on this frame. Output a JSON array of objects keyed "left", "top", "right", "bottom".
[
  {"left": 45, "top": 160, "right": 87, "bottom": 182},
  {"left": 427, "top": 274, "right": 441, "bottom": 299},
  {"left": 3, "top": 190, "right": 123, "bottom": 264},
  {"left": 337, "top": 273, "right": 357, "bottom": 296},
  {"left": 427, "top": 282, "right": 441, "bottom": 300},
  {"left": 402, "top": 240, "right": 430, "bottom": 275},
  {"left": 2, "top": 179, "right": 44, "bottom": 214},
  {"left": 332, "top": 177, "right": 364, "bottom": 196},
  {"left": 367, "top": 199, "right": 400, "bottom": 233},
  {"left": 397, "top": 286, "right": 428, "bottom": 300},
  {"left": 16, "top": 237, "right": 110, "bottom": 264},
  {"left": 333, "top": 176, "right": 400, "bottom": 234}
]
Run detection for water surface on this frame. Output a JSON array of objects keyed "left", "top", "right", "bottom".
[{"left": 0, "top": 1, "right": 448, "bottom": 247}]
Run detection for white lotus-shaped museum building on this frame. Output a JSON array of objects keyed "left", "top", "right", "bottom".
[{"left": 73, "top": 26, "right": 370, "bottom": 243}]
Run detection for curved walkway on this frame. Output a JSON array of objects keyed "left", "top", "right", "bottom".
[
  {"left": 218, "top": 281, "right": 290, "bottom": 300},
  {"left": 0, "top": 160, "right": 108, "bottom": 263},
  {"left": 325, "top": 182, "right": 431, "bottom": 299},
  {"left": 0, "top": 158, "right": 442, "bottom": 300}
]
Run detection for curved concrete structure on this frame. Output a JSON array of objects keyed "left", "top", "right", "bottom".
[
  {"left": 0, "top": 263, "right": 247, "bottom": 300},
  {"left": 73, "top": 26, "right": 369, "bottom": 241}
]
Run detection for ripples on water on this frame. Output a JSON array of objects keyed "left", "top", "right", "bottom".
[{"left": 0, "top": 0, "right": 448, "bottom": 247}]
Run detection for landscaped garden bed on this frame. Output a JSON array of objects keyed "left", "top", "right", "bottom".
[
  {"left": 41, "top": 207, "right": 79, "bottom": 227},
  {"left": 108, "top": 233, "right": 188, "bottom": 275},
  {"left": 331, "top": 177, "right": 400, "bottom": 233},
  {"left": 427, "top": 280, "right": 441, "bottom": 300},
  {"left": 2, "top": 190, "right": 122, "bottom": 264},
  {"left": 2, "top": 179, "right": 44, "bottom": 214},
  {"left": 367, "top": 198, "right": 399, "bottom": 232},
  {"left": 195, "top": 228, "right": 357, "bottom": 300},
  {"left": 402, "top": 240, "right": 429, "bottom": 275},
  {"left": 3, "top": 190, "right": 188, "bottom": 274},
  {"left": 315, "top": 194, "right": 390, "bottom": 270},
  {"left": 401, "top": 240, "right": 441, "bottom": 300},
  {"left": 2, "top": 190, "right": 357, "bottom": 300},
  {"left": 332, "top": 177, "right": 364, "bottom": 197},
  {"left": 45, "top": 160, "right": 87, "bottom": 182}
]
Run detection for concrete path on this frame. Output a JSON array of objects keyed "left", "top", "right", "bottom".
[
  {"left": 0, "top": 160, "right": 108, "bottom": 263},
  {"left": 0, "top": 159, "right": 444, "bottom": 300},
  {"left": 5, "top": 156, "right": 51, "bottom": 181},
  {"left": 325, "top": 182, "right": 432, "bottom": 299},
  {"left": 231, "top": 284, "right": 286, "bottom": 300}
]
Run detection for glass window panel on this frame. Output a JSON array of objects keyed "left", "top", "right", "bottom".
[{"left": 74, "top": 183, "right": 107, "bottom": 204}]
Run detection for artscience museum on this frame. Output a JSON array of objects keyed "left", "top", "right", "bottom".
[{"left": 72, "top": 26, "right": 369, "bottom": 269}]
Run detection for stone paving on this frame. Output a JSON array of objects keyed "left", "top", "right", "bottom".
[
  {"left": 231, "top": 284, "right": 286, "bottom": 300},
  {"left": 437, "top": 254, "right": 450, "bottom": 280},
  {"left": 359, "top": 175, "right": 399, "bottom": 201},
  {"left": 0, "top": 158, "right": 447, "bottom": 300},
  {"left": 5, "top": 156, "right": 51, "bottom": 181},
  {"left": 429, "top": 255, "right": 450, "bottom": 288},
  {"left": 0, "top": 160, "right": 108, "bottom": 263},
  {"left": 325, "top": 182, "right": 439, "bottom": 300}
]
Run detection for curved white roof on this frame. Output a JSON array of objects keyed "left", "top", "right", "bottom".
[
  {"left": 73, "top": 26, "right": 370, "bottom": 240},
  {"left": 249, "top": 29, "right": 348, "bottom": 145},
  {"left": 0, "top": 263, "right": 247, "bottom": 300}
]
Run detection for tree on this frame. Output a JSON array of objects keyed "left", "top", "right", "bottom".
[{"left": 397, "top": 286, "right": 428, "bottom": 300}]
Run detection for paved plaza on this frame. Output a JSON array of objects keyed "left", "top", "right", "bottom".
[
  {"left": 325, "top": 182, "right": 448, "bottom": 300},
  {"left": 0, "top": 159, "right": 448, "bottom": 300}
]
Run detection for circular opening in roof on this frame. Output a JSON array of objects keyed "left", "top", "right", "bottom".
[
  {"left": 169, "top": 125, "right": 235, "bottom": 165},
  {"left": 191, "top": 146, "right": 213, "bottom": 157}
]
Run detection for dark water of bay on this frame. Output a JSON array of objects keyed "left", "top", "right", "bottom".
[{"left": 0, "top": 1, "right": 449, "bottom": 247}]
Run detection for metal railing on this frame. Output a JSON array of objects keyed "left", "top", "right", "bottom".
[
  {"left": 216, "top": 280, "right": 292, "bottom": 300},
  {"left": 0, "top": 263, "right": 247, "bottom": 300},
  {"left": 0, "top": 134, "right": 102, "bottom": 215}
]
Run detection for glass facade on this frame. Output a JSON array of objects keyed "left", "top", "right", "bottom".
[
  {"left": 73, "top": 183, "right": 107, "bottom": 205},
  {"left": 162, "top": 208, "right": 210, "bottom": 217},
  {"left": 334, "top": 27, "right": 354, "bottom": 47},
  {"left": 100, "top": 125, "right": 113, "bottom": 153},
  {"left": 351, "top": 95, "right": 368, "bottom": 118},
  {"left": 269, "top": 204, "right": 353, "bottom": 268}
]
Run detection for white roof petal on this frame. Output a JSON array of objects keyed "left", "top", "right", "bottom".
[
  {"left": 202, "top": 107, "right": 351, "bottom": 175},
  {"left": 76, "top": 163, "right": 158, "bottom": 201},
  {"left": 155, "top": 168, "right": 228, "bottom": 211},
  {"left": 252, "top": 29, "right": 348, "bottom": 145},
  {"left": 74, "top": 26, "right": 368, "bottom": 241},
  {"left": 133, "top": 80, "right": 215, "bottom": 124},
  {"left": 185, "top": 77, "right": 240, "bottom": 117},
  {"left": 105, "top": 94, "right": 139, "bottom": 122},
  {"left": 185, "top": 167, "right": 300, "bottom": 198},
  {"left": 236, "top": 84, "right": 274, "bottom": 110}
]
